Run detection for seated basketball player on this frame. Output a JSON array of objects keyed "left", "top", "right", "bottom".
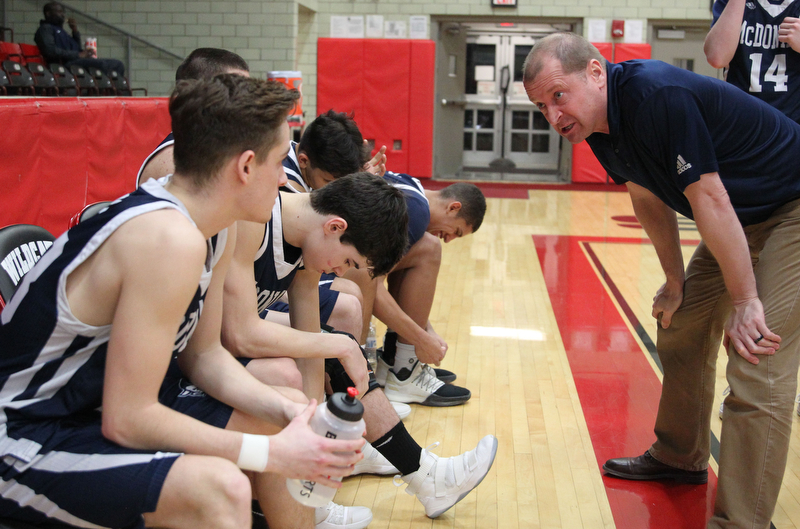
[
  {"left": 221, "top": 172, "right": 499, "bottom": 519},
  {"left": 137, "top": 49, "right": 375, "bottom": 372},
  {"left": 369, "top": 174, "right": 486, "bottom": 406},
  {"left": 281, "top": 110, "right": 485, "bottom": 407},
  {"left": 281, "top": 122, "right": 486, "bottom": 406},
  {"left": 134, "top": 48, "right": 376, "bottom": 529},
  {"left": 0, "top": 76, "right": 365, "bottom": 529}
]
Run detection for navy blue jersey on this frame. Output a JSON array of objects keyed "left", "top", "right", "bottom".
[
  {"left": 383, "top": 171, "right": 430, "bottom": 249},
  {"left": 136, "top": 132, "right": 174, "bottom": 188},
  {"left": 712, "top": 0, "right": 800, "bottom": 122},
  {"left": 0, "top": 179, "right": 227, "bottom": 457},
  {"left": 587, "top": 59, "right": 800, "bottom": 226},
  {"left": 254, "top": 193, "right": 304, "bottom": 313},
  {"left": 282, "top": 141, "right": 311, "bottom": 193}
]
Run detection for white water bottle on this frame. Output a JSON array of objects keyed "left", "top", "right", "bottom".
[
  {"left": 286, "top": 388, "right": 366, "bottom": 507},
  {"left": 365, "top": 321, "right": 377, "bottom": 371}
]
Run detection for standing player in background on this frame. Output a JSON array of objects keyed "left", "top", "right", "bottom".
[
  {"left": 705, "top": 0, "right": 800, "bottom": 123},
  {"left": 705, "top": 0, "right": 800, "bottom": 419}
]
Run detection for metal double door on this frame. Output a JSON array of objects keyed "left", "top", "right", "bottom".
[{"left": 462, "top": 34, "right": 559, "bottom": 170}]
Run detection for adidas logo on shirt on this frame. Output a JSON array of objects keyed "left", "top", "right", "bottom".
[{"left": 677, "top": 155, "right": 693, "bottom": 175}]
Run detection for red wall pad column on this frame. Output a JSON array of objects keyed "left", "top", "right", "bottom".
[
  {"left": 408, "top": 40, "right": 434, "bottom": 177},
  {"left": 317, "top": 38, "right": 435, "bottom": 177},
  {"left": 362, "top": 39, "right": 411, "bottom": 172},
  {"left": 317, "top": 39, "right": 365, "bottom": 121},
  {"left": 0, "top": 98, "right": 171, "bottom": 237}
]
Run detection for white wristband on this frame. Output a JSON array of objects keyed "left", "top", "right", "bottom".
[{"left": 237, "top": 434, "right": 269, "bottom": 472}]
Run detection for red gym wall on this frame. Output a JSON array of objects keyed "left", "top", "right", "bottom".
[
  {"left": 0, "top": 98, "right": 171, "bottom": 237},
  {"left": 317, "top": 38, "right": 435, "bottom": 178},
  {"left": 570, "top": 43, "right": 651, "bottom": 184}
]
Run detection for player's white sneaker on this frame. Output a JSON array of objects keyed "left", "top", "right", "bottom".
[
  {"left": 352, "top": 441, "right": 399, "bottom": 476},
  {"left": 392, "top": 401, "right": 411, "bottom": 420},
  {"left": 796, "top": 394, "right": 800, "bottom": 417},
  {"left": 396, "top": 435, "right": 498, "bottom": 518},
  {"left": 315, "top": 501, "right": 372, "bottom": 529},
  {"left": 719, "top": 386, "right": 731, "bottom": 420},
  {"left": 383, "top": 361, "right": 471, "bottom": 407},
  {"left": 376, "top": 353, "right": 456, "bottom": 386}
]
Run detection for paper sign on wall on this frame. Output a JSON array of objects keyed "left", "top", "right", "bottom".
[
  {"left": 385, "top": 20, "right": 407, "bottom": 39},
  {"left": 367, "top": 15, "right": 383, "bottom": 38},
  {"left": 410, "top": 16, "right": 427, "bottom": 39},
  {"left": 330, "top": 15, "right": 365, "bottom": 38}
]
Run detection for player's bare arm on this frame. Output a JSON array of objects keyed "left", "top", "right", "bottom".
[
  {"left": 138, "top": 145, "right": 175, "bottom": 187},
  {"left": 93, "top": 211, "right": 243, "bottom": 460},
  {"left": 221, "top": 219, "right": 370, "bottom": 386},
  {"left": 178, "top": 223, "right": 308, "bottom": 427},
  {"left": 704, "top": 0, "right": 746, "bottom": 68},
  {"left": 288, "top": 268, "right": 369, "bottom": 396}
]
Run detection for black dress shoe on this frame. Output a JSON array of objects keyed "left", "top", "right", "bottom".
[{"left": 602, "top": 451, "right": 708, "bottom": 484}]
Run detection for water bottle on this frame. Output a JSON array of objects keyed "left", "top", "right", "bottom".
[
  {"left": 286, "top": 388, "right": 366, "bottom": 507},
  {"left": 365, "top": 321, "right": 377, "bottom": 371}
]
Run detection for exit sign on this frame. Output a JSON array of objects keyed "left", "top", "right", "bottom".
[{"left": 491, "top": 0, "right": 517, "bottom": 6}]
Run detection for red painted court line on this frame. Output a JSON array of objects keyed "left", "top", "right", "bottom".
[{"left": 533, "top": 235, "right": 715, "bottom": 529}]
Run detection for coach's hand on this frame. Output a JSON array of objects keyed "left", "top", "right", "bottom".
[
  {"left": 652, "top": 280, "right": 683, "bottom": 329},
  {"left": 723, "top": 297, "right": 780, "bottom": 365}
]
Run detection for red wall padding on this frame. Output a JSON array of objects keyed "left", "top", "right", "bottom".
[
  {"left": 570, "top": 43, "right": 651, "bottom": 184},
  {"left": 614, "top": 43, "right": 652, "bottom": 63},
  {"left": 317, "top": 38, "right": 435, "bottom": 178},
  {"left": 0, "top": 98, "right": 171, "bottom": 237},
  {"left": 408, "top": 41, "right": 435, "bottom": 177},
  {"left": 317, "top": 39, "right": 364, "bottom": 121}
]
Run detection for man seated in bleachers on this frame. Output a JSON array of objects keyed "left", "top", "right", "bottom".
[{"left": 34, "top": 1, "right": 124, "bottom": 77}]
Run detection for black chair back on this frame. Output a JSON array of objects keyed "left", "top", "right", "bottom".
[
  {"left": 1, "top": 60, "right": 34, "bottom": 95},
  {"left": 68, "top": 65, "right": 98, "bottom": 96},
  {"left": 50, "top": 64, "right": 78, "bottom": 96},
  {"left": 0, "top": 225, "right": 55, "bottom": 309}
]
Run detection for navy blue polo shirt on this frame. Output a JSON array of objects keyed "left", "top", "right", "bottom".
[{"left": 587, "top": 60, "right": 800, "bottom": 226}]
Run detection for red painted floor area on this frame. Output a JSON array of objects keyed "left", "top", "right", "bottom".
[{"left": 534, "top": 235, "right": 716, "bottom": 529}]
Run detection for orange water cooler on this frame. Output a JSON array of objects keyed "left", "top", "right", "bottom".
[{"left": 267, "top": 71, "right": 304, "bottom": 129}]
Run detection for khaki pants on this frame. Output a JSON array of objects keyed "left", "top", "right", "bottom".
[{"left": 646, "top": 198, "right": 800, "bottom": 529}]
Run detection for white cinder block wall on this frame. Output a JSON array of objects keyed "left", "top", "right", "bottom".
[{"left": 4, "top": 0, "right": 712, "bottom": 119}]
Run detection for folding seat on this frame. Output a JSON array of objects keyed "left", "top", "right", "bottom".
[
  {"left": 1, "top": 60, "right": 34, "bottom": 95},
  {"left": 0, "top": 41, "right": 22, "bottom": 63},
  {"left": 0, "top": 224, "right": 55, "bottom": 314},
  {"left": 19, "top": 43, "right": 45, "bottom": 65},
  {"left": 26, "top": 62, "right": 58, "bottom": 96},
  {"left": 49, "top": 63, "right": 78, "bottom": 96},
  {"left": 108, "top": 70, "right": 147, "bottom": 96},
  {"left": 0, "top": 68, "right": 8, "bottom": 95},
  {"left": 68, "top": 64, "right": 98, "bottom": 96},
  {"left": 91, "top": 68, "right": 115, "bottom": 96}
]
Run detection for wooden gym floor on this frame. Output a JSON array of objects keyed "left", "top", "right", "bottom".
[{"left": 334, "top": 184, "right": 800, "bottom": 528}]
